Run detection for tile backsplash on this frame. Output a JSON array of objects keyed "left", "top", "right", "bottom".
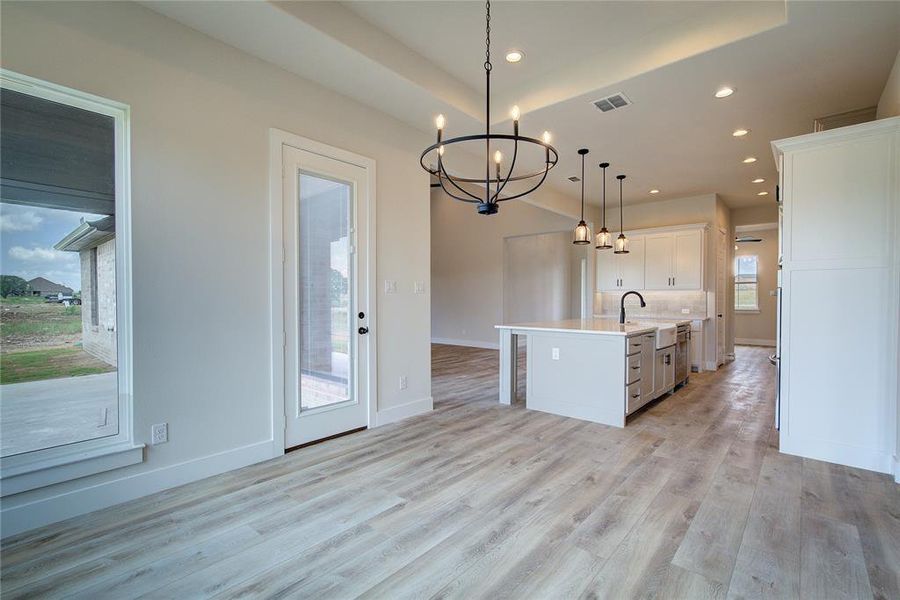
[{"left": 595, "top": 291, "right": 708, "bottom": 320}]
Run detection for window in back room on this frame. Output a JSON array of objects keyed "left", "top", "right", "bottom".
[{"left": 734, "top": 255, "right": 759, "bottom": 312}]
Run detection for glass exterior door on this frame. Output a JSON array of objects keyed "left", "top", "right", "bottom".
[{"left": 282, "top": 145, "right": 369, "bottom": 447}]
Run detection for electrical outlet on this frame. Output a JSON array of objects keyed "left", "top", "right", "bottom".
[
  {"left": 552, "top": 347, "right": 560, "bottom": 360},
  {"left": 414, "top": 281, "right": 425, "bottom": 294},
  {"left": 151, "top": 423, "right": 168, "bottom": 445},
  {"left": 681, "top": 308, "right": 690, "bottom": 314},
  {"left": 399, "top": 375, "right": 408, "bottom": 390},
  {"left": 384, "top": 280, "right": 398, "bottom": 294}
]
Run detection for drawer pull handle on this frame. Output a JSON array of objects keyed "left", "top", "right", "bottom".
[
  {"left": 631, "top": 366, "right": 640, "bottom": 370},
  {"left": 631, "top": 394, "right": 640, "bottom": 398}
]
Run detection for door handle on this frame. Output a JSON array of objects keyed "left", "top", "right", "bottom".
[{"left": 358, "top": 327, "right": 369, "bottom": 334}]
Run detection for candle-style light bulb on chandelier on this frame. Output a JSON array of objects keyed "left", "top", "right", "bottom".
[
  {"left": 614, "top": 174, "right": 629, "bottom": 254},
  {"left": 419, "top": 0, "right": 558, "bottom": 215},
  {"left": 573, "top": 149, "right": 591, "bottom": 244},
  {"left": 595, "top": 162, "right": 612, "bottom": 249}
]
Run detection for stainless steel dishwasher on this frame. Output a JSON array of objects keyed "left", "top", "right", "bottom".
[{"left": 674, "top": 323, "right": 690, "bottom": 386}]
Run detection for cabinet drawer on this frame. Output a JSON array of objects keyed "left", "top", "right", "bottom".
[
  {"left": 626, "top": 353, "right": 642, "bottom": 384},
  {"left": 627, "top": 336, "right": 643, "bottom": 355},
  {"left": 626, "top": 380, "right": 644, "bottom": 414}
]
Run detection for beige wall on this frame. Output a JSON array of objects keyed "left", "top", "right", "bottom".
[
  {"left": 734, "top": 228, "right": 778, "bottom": 345},
  {"left": 1, "top": 0, "right": 431, "bottom": 531},
  {"left": 877, "top": 50, "right": 900, "bottom": 119},
  {"left": 732, "top": 204, "right": 778, "bottom": 227},
  {"left": 431, "top": 190, "right": 578, "bottom": 347}
]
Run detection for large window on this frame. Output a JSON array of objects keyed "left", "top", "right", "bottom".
[
  {"left": 0, "top": 70, "right": 137, "bottom": 494},
  {"left": 734, "top": 255, "right": 759, "bottom": 311}
]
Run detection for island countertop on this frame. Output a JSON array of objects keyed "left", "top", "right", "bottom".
[{"left": 495, "top": 318, "right": 656, "bottom": 336}]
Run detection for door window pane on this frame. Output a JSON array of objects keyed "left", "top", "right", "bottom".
[{"left": 298, "top": 173, "right": 352, "bottom": 411}]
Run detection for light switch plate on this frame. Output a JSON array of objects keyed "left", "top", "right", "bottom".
[
  {"left": 414, "top": 281, "right": 425, "bottom": 294},
  {"left": 552, "top": 347, "right": 560, "bottom": 360},
  {"left": 384, "top": 280, "right": 398, "bottom": 294},
  {"left": 681, "top": 308, "right": 690, "bottom": 314}
]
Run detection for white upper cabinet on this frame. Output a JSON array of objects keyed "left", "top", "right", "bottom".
[
  {"left": 596, "top": 235, "right": 645, "bottom": 291},
  {"left": 620, "top": 236, "right": 645, "bottom": 290},
  {"left": 643, "top": 233, "right": 674, "bottom": 289},
  {"left": 597, "top": 225, "right": 706, "bottom": 292},
  {"left": 596, "top": 249, "right": 620, "bottom": 291},
  {"left": 672, "top": 229, "right": 704, "bottom": 289}
]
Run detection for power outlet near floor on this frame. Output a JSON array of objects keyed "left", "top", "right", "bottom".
[
  {"left": 399, "top": 375, "right": 408, "bottom": 390},
  {"left": 151, "top": 423, "right": 168, "bottom": 445}
]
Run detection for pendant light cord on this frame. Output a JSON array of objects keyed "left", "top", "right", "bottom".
[
  {"left": 580, "top": 153, "right": 585, "bottom": 220},
  {"left": 601, "top": 164, "right": 607, "bottom": 228},
  {"left": 619, "top": 176, "right": 625, "bottom": 233}
]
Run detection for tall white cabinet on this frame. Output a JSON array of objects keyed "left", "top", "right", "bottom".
[{"left": 773, "top": 117, "right": 900, "bottom": 478}]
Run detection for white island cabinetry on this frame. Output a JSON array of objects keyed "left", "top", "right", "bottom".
[{"left": 496, "top": 319, "right": 658, "bottom": 427}]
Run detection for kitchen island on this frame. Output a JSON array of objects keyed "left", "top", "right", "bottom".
[{"left": 496, "top": 318, "right": 690, "bottom": 427}]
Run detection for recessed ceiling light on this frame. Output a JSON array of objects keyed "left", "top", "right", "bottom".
[
  {"left": 752, "top": 178, "right": 765, "bottom": 183},
  {"left": 715, "top": 87, "right": 734, "bottom": 98},
  {"left": 743, "top": 157, "right": 757, "bottom": 164},
  {"left": 757, "top": 191, "right": 768, "bottom": 196},
  {"left": 733, "top": 128, "right": 750, "bottom": 137},
  {"left": 649, "top": 189, "right": 660, "bottom": 194},
  {"left": 505, "top": 50, "right": 524, "bottom": 63}
]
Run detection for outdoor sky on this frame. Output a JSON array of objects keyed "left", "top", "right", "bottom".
[{"left": 0, "top": 202, "right": 96, "bottom": 291}]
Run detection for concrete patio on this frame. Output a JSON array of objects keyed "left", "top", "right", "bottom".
[{"left": 1, "top": 372, "right": 118, "bottom": 457}]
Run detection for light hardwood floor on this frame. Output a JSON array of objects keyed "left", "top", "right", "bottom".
[{"left": 1, "top": 345, "right": 897, "bottom": 599}]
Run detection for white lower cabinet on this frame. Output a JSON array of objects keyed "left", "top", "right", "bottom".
[{"left": 654, "top": 346, "right": 675, "bottom": 397}]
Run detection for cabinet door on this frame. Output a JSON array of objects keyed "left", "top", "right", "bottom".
[
  {"left": 672, "top": 230, "right": 704, "bottom": 289},
  {"left": 644, "top": 233, "right": 674, "bottom": 290},
  {"left": 619, "top": 235, "right": 645, "bottom": 290},
  {"left": 654, "top": 349, "right": 666, "bottom": 396},
  {"left": 665, "top": 350, "right": 676, "bottom": 388},
  {"left": 596, "top": 251, "right": 620, "bottom": 291}
]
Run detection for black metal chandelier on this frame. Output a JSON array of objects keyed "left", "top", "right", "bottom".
[{"left": 419, "top": 0, "right": 559, "bottom": 215}]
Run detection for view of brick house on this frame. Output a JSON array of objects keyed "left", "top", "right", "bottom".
[{"left": 55, "top": 215, "right": 117, "bottom": 367}]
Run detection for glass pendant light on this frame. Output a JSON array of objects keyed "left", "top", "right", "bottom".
[
  {"left": 595, "top": 162, "right": 612, "bottom": 249},
  {"left": 573, "top": 148, "right": 591, "bottom": 244},
  {"left": 614, "top": 174, "right": 629, "bottom": 254}
]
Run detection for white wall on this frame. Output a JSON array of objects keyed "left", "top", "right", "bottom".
[
  {"left": 0, "top": 1, "right": 431, "bottom": 534},
  {"left": 876, "top": 50, "right": 900, "bottom": 119},
  {"left": 430, "top": 190, "right": 579, "bottom": 348},
  {"left": 734, "top": 228, "right": 778, "bottom": 345}
]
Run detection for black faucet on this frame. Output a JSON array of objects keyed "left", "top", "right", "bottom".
[{"left": 619, "top": 291, "right": 646, "bottom": 324}]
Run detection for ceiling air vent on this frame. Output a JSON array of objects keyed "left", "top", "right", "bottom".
[{"left": 593, "top": 92, "right": 631, "bottom": 113}]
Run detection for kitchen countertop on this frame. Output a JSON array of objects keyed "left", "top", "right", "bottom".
[
  {"left": 495, "top": 318, "right": 657, "bottom": 336},
  {"left": 594, "top": 315, "right": 697, "bottom": 326}
]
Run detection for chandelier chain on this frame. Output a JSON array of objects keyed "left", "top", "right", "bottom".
[{"left": 484, "top": 0, "right": 492, "bottom": 71}]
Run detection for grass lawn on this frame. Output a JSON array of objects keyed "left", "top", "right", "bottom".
[
  {"left": 0, "top": 347, "right": 115, "bottom": 385},
  {"left": 1, "top": 297, "right": 83, "bottom": 352}
]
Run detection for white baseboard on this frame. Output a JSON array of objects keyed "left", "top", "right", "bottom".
[
  {"left": 431, "top": 337, "right": 499, "bottom": 350},
  {"left": 735, "top": 338, "right": 776, "bottom": 347},
  {"left": 780, "top": 434, "right": 893, "bottom": 475},
  {"left": 375, "top": 396, "right": 433, "bottom": 427},
  {"left": 705, "top": 361, "right": 718, "bottom": 371},
  {"left": 1, "top": 440, "right": 278, "bottom": 538}
]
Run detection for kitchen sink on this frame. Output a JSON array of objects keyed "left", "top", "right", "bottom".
[{"left": 627, "top": 321, "right": 677, "bottom": 348}]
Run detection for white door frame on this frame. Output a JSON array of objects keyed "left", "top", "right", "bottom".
[{"left": 268, "top": 129, "right": 377, "bottom": 452}]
